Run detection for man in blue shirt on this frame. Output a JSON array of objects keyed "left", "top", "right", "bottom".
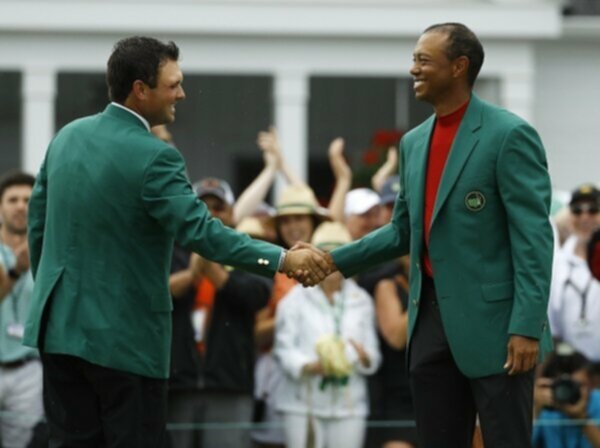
[{"left": 533, "top": 348, "right": 600, "bottom": 447}]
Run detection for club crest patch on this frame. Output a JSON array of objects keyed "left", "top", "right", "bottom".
[{"left": 465, "top": 191, "right": 486, "bottom": 212}]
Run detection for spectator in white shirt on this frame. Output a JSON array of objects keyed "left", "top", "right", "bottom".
[
  {"left": 274, "top": 222, "right": 381, "bottom": 448},
  {"left": 549, "top": 184, "right": 600, "bottom": 364}
]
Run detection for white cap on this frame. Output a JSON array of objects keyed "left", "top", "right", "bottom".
[{"left": 344, "top": 188, "right": 381, "bottom": 217}]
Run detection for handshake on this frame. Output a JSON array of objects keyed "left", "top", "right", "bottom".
[{"left": 281, "top": 241, "right": 337, "bottom": 287}]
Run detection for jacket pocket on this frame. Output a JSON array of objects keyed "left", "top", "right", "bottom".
[{"left": 481, "top": 281, "right": 514, "bottom": 302}]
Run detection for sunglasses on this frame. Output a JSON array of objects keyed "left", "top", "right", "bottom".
[{"left": 571, "top": 204, "right": 599, "bottom": 216}]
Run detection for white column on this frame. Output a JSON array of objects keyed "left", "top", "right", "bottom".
[
  {"left": 500, "top": 72, "right": 535, "bottom": 124},
  {"left": 274, "top": 70, "right": 309, "bottom": 193},
  {"left": 499, "top": 44, "right": 536, "bottom": 124},
  {"left": 22, "top": 66, "right": 56, "bottom": 174}
]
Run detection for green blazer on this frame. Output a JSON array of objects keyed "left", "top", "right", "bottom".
[
  {"left": 23, "top": 104, "right": 282, "bottom": 379},
  {"left": 332, "top": 94, "right": 554, "bottom": 378}
]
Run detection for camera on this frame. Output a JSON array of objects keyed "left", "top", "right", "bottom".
[{"left": 551, "top": 375, "right": 582, "bottom": 406}]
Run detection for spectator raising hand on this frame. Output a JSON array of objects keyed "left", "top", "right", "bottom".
[
  {"left": 234, "top": 126, "right": 304, "bottom": 224},
  {"left": 328, "top": 137, "right": 352, "bottom": 223},
  {"left": 371, "top": 146, "right": 398, "bottom": 193},
  {"left": 257, "top": 127, "right": 283, "bottom": 171}
]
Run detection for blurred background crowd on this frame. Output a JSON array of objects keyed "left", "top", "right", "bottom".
[
  {"left": 0, "top": 123, "right": 599, "bottom": 447},
  {"left": 0, "top": 0, "right": 599, "bottom": 447}
]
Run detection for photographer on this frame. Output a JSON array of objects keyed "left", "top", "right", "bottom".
[{"left": 533, "top": 346, "right": 600, "bottom": 447}]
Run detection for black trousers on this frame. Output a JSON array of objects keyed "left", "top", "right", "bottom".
[
  {"left": 41, "top": 353, "right": 169, "bottom": 448},
  {"left": 409, "top": 276, "right": 534, "bottom": 448}
]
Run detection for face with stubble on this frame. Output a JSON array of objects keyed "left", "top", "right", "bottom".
[
  {"left": 141, "top": 60, "right": 186, "bottom": 127},
  {"left": 410, "top": 31, "right": 461, "bottom": 106},
  {"left": 0, "top": 185, "right": 32, "bottom": 236}
]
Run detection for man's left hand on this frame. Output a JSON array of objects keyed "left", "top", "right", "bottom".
[
  {"left": 504, "top": 335, "right": 539, "bottom": 375},
  {"left": 283, "top": 243, "right": 331, "bottom": 287}
]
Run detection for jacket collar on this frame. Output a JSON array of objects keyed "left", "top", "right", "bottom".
[
  {"left": 104, "top": 103, "right": 150, "bottom": 131},
  {"left": 430, "top": 93, "right": 483, "bottom": 226}
]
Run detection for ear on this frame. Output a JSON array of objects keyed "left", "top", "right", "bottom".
[
  {"left": 131, "top": 80, "right": 148, "bottom": 101},
  {"left": 453, "top": 55, "right": 470, "bottom": 80}
]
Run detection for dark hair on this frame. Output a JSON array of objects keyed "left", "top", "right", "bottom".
[
  {"left": 0, "top": 171, "right": 35, "bottom": 202},
  {"left": 106, "top": 36, "right": 179, "bottom": 103},
  {"left": 424, "top": 23, "right": 484, "bottom": 87}
]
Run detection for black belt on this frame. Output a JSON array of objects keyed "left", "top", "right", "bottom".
[{"left": 0, "top": 357, "right": 35, "bottom": 369}]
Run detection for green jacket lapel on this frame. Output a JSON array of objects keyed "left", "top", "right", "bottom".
[
  {"left": 411, "top": 116, "right": 435, "bottom": 229},
  {"left": 431, "top": 94, "right": 483, "bottom": 226}
]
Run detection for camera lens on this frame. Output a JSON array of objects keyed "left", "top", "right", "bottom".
[{"left": 552, "top": 376, "right": 582, "bottom": 406}]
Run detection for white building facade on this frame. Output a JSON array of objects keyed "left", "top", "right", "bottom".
[{"left": 0, "top": 0, "right": 597, "bottom": 192}]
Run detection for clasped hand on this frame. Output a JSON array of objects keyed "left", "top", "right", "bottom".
[{"left": 282, "top": 241, "right": 336, "bottom": 287}]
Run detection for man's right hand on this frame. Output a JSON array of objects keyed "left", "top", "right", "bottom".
[{"left": 283, "top": 243, "right": 334, "bottom": 287}]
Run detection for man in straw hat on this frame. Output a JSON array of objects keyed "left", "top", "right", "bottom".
[{"left": 312, "top": 23, "right": 554, "bottom": 448}]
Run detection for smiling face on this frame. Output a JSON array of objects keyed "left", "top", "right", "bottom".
[
  {"left": 0, "top": 184, "right": 32, "bottom": 236},
  {"left": 410, "top": 32, "right": 454, "bottom": 104},
  {"left": 277, "top": 214, "right": 315, "bottom": 248},
  {"left": 410, "top": 31, "right": 468, "bottom": 108},
  {"left": 139, "top": 59, "right": 185, "bottom": 126}
]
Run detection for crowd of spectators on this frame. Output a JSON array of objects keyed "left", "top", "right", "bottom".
[{"left": 0, "top": 122, "right": 598, "bottom": 448}]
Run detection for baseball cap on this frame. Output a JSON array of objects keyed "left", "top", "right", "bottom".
[
  {"left": 344, "top": 188, "right": 381, "bottom": 217},
  {"left": 379, "top": 175, "right": 400, "bottom": 205},
  {"left": 569, "top": 183, "right": 600, "bottom": 206},
  {"left": 193, "top": 177, "right": 235, "bottom": 206}
]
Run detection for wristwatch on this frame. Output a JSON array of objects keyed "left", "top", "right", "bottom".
[{"left": 7, "top": 268, "right": 21, "bottom": 281}]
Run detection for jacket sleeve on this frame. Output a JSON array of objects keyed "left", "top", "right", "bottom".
[
  {"left": 331, "top": 141, "right": 411, "bottom": 277},
  {"left": 496, "top": 123, "right": 554, "bottom": 339},
  {"left": 141, "top": 146, "right": 283, "bottom": 277},
  {"left": 274, "top": 289, "right": 315, "bottom": 380},
  {"left": 28, "top": 151, "right": 49, "bottom": 280}
]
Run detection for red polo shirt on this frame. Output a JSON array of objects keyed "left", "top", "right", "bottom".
[{"left": 423, "top": 100, "right": 469, "bottom": 277}]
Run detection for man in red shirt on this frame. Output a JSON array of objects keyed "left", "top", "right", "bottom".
[{"left": 326, "top": 23, "right": 553, "bottom": 447}]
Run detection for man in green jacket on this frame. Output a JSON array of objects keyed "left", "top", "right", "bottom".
[
  {"left": 326, "top": 23, "right": 554, "bottom": 447},
  {"left": 23, "top": 36, "right": 328, "bottom": 447}
]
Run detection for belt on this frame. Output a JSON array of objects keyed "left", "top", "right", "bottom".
[{"left": 0, "top": 357, "right": 35, "bottom": 369}]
